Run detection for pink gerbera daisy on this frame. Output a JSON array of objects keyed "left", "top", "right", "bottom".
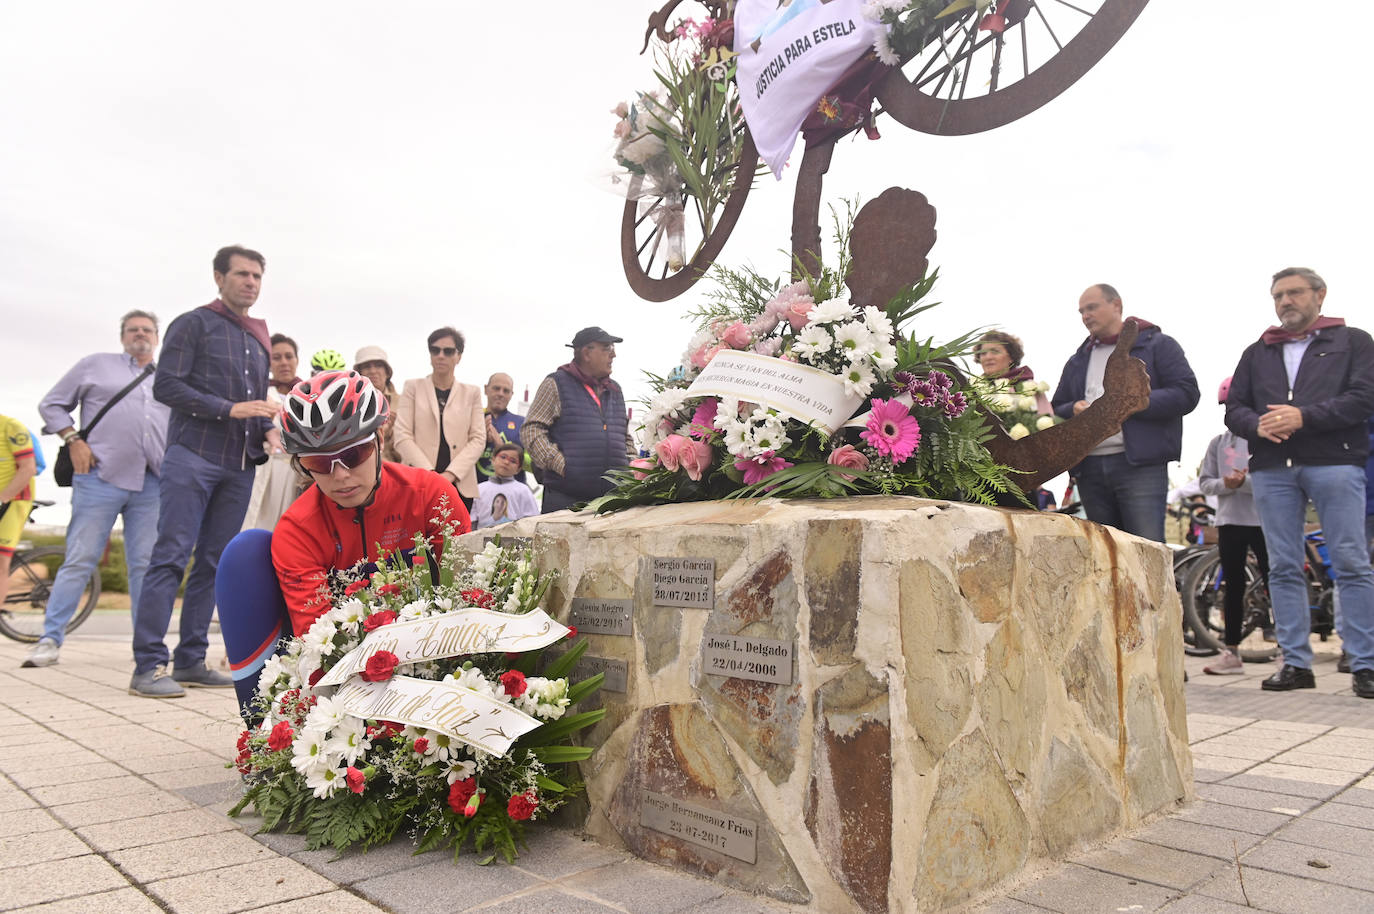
[
  {"left": 860, "top": 398, "right": 921, "bottom": 464},
  {"left": 734, "top": 451, "right": 793, "bottom": 485}
]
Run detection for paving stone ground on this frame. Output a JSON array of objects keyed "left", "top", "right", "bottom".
[{"left": 0, "top": 612, "right": 1369, "bottom": 913}]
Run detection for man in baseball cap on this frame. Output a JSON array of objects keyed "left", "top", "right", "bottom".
[{"left": 524, "top": 327, "right": 631, "bottom": 513}]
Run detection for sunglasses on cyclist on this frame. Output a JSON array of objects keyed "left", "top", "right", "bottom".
[
  {"left": 297, "top": 439, "right": 378, "bottom": 475},
  {"left": 429, "top": 345, "right": 458, "bottom": 356}
]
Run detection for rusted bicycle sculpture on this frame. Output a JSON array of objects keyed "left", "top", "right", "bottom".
[
  {"left": 622, "top": 0, "right": 1150, "bottom": 300},
  {"left": 621, "top": 0, "right": 1154, "bottom": 493}
]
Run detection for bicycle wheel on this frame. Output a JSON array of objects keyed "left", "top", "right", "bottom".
[
  {"left": 875, "top": 0, "right": 1151, "bottom": 136},
  {"left": 1182, "top": 551, "right": 1276, "bottom": 662},
  {"left": 0, "top": 546, "right": 101, "bottom": 643}
]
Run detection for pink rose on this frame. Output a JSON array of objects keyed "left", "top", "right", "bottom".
[
  {"left": 679, "top": 440, "right": 714, "bottom": 481},
  {"left": 613, "top": 120, "right": 630, "bottom": 139},
  {"left": 827, "top": 445, "right": 870, "bottom": 481},
  {"left": 719, "top": 321, "right": 752, "bottom": 349},
  {"left": 655, "top": 435, "right": 688, "bottom": 472},
  {"left": 785, "top": 299, "right": 814, "bottom": 332},
  {"left": 629, "top": 457, "right": 655, "bottom": 480},
  {"left": 690, "top": 343, "right": 724, "bottom": 370}
]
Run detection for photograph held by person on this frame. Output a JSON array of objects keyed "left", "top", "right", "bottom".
[
  {"left": 130, "top": 245, "right": 279, "bottom": 699},
  {"left": 352, "top": 345, "right": 401, "bottom": 463},
  {"left": 1052, "top": 283, "right": 1199, "bottom": 543},
  {"left": 242, "top": 332, "right": 304, "bottom": 532},
  {"left": 1200, "top": 376, "right": 1271, "bottom": 676},
  {"left": 392, "top": 327, "right": 485, "bottom": 512},
  {"left": 1225, "top": 267, "right": 1374, "bottom": 697},
  {"left": 523, "top": 326, "right": 633, "bottom": 514},
  {"left": 25, "top": 310, "right": 169, "bottom": 668},
  {"left": 975, "top": 330, "right": 1051, "bottom": 414},
  {"left": 473, "top": 443, "right": 539, "bottom": 528}
]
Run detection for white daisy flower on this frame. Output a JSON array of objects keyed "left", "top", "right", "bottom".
[
  {"left": 861, "top": 306, "right": 895, "bottom": 339},
  {"left": 806, "top": 298, "right": 857, "bottom": 325},
  {"left": 841, "top": 363, "right": 876, "bottom": 398},
  {"left": 792, "top": 324, "right": 834, "bottom": 360},
  {"left": 305, "top": 762, "right": 347, "bottom": 799},
  {"left": 874, "top": 31, "right": 901, "bottom": 66},
  {"left": 833, "top": 322, "right": 877, "bottom": 359},
  {"left": 445, "top": 759, "right": 477, "bottom": 784},
  {"left": 305, "top": 695, "right": 349, "bottom": 733},
  {"left": 872, "top": 339, "right": 898, "bottom": 371},
  {"left": 290, "top": 729, "right": 329, "bottom": 775},
  {"left": 325, "top": 717, "right": 372, "bottom": 765}
]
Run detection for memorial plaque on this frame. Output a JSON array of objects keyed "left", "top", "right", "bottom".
[
  {"left": 640, "top": 791, "right": 758, "bottom": 864},
  {"left": 650, "top": 556, "right": 715, "bottom": 609},
  {"left": 569, "top": 597, "right": 634, "bottom": 636},
  {"left": 574, "top": 655, "right": 628, "bottom": 693},
  {"left": 702, "top": 634, "right": 794, "bottom": 685}
]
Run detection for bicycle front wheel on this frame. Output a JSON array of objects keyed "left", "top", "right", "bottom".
[
  {"left": 0, "top": 546, "right": 101, "bottom": 643},
  {"left": 1182, "top": 550, "right": 1276, "bottom": 662}
]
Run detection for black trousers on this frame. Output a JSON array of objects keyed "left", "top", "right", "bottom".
[{"left": 1217, "top": 523, "right": 1270, "bottom": 646}]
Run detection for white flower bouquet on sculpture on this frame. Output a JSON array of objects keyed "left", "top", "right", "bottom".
[
  {"left": 970, "top": 376, "right": 1060, "bottom": 440},
  {"left": 230, "top": 525, "right": 603, "bottom": 863}
]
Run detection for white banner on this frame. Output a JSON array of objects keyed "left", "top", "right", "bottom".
[
  {"left": 686, "top": 349, "right": 863, "bottom": 435},
  {"left": 733, "top": 0, "right": 883, "bottom": 176},
  {"left": 317, "top": 608, "right": 569, "bottom": 688},
  {"left": 331, "top": 674, "right": 542, "bottom": 756}
]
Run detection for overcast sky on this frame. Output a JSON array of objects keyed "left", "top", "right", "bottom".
[{"left": 4, "top": 1, "right": 1368, "bottom": 524}]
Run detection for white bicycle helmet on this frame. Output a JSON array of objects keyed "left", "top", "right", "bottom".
[{"left": 280, "top": 370, "right": 389, "bottom": 454}]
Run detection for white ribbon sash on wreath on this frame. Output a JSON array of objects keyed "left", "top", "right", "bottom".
[
  {"left": 687, "top": 349, "right": 864, "bottom": 436},
  {"left": 732, "top": 0, "right": 884, "bottom": 177},
  {"left": 331, "top": 675, "right": 542, "bottom": 756},
  {"left": 316, "top": 608, "right": 569, "bottom": 688}
]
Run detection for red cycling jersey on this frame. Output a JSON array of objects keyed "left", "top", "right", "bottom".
[{"left": 271, "top": 462, "right": 471, "bottom": 635}]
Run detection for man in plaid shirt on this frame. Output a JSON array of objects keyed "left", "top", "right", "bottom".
[{"left": 130, "top": 245, "right": 280, "bottom": 698}]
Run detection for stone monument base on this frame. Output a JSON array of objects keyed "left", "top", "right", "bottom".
[{"left": 469, "top": 497, "right": 1192, "bottom": 912}]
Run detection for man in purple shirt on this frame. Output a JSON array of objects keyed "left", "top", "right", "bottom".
[
  {"left": 130, "top": 245, "right": 280, "bottom": 698},
  {"left": 25, "top": 311, "right": 170, "bottom": 668}
]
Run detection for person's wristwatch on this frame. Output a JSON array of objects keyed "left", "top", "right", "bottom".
[{"left": 61, "top": 430, "right": 81, "bottom": 444}]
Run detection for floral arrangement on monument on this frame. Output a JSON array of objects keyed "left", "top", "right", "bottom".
[
  {"left": 971, "top": 376, "right": 1061, "bottom": 441},
  {"left": 585, "top": 209, "right": 1020, "bottom": 513},
  {"left": 610, "top": 12, "right": 752, "bottom": 270},
  {"left": 860, "top": 0, "right": 1002, "bottom": 66},
  {"left": 230, "top": 526, "right": 604, "bottom": 863}
]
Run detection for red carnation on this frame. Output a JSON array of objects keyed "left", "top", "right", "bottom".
[
  {"left": 236, "top": 729, "right": 251, "bottom": 753},
  {"left": 266, "top": 720, "right": 295, "bottom": 752},
  {"left": 412, "top": 554, "right": 426, "bottom": 566},
  {"left": 344, "top": 578, "right": 370, "bottom": 596},
  {"left": 360, "top": 650, "right": 400, "bottom": 682},
  {"left": 307, "top": 668, "right": 325, "bottom": 687},
  {"left": 413, "top": 737, "right": 429, "bottom": 755},
  {"left": 447, "top": 777, "right": 477, "bottom": 815},
  {"left": 460, "top": 588, "right": 495, "bottom": 609},
  {"left": 235, "top": 749, "right": 252, "bottom": 774},
  {"left": 566, "top": 625, "right": 578, "bottom": 639},
  {"left": 500, "top": 670, "right": 528, "bottom": 698},
  {"left": 507, "top": 791, "right": 538, "bottom": 821},
  {"left": 376, "top": 720, "right": 404, "bottom": 739},
  {"left": 362, "top": 610, "right": 398, "bottom": 632},
  {"left": 345, "top": 766, "right": 366, "bottom": 794},
  {"left": 376, "top": 583, "right": 402, "bottom": 597}
]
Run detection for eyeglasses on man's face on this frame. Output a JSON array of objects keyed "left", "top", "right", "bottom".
[
  {"left": 1271, "top": 286, "right": 1312, "bottom": 303},
  {"left": 429, "top": 345, "right": 458, "bottom": 357}
]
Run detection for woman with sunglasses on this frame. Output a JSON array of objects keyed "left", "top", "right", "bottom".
[
  {"left": 271, "top": 370, "right": 471, "bottom": 635},
  {"left": 392, "top": 326, "right": 486, "bottom": 513}
]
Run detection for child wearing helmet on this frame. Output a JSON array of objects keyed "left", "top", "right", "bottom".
[
  {"left": 270, "top": 371, "right": 471, "bottom": 635},
  {"left": 309, "top": 348, "right": 347, "bottom": 375}
]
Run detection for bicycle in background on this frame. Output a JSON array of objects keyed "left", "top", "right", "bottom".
[{"left": 1, "top": 500, "right": 101, "bottom": 642}]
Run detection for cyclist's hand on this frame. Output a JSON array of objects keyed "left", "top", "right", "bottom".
[
  {"left": 69, "top": 438, "right": 97, "bottom": 474},
  {"left": 229, "top": 400, "right": 279, "bottom": 420}
]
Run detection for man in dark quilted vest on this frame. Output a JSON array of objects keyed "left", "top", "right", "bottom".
[{"left": 523, "top": 327, "right": 633, "bottom": 513}]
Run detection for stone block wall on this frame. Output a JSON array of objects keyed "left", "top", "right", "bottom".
[{"left": 466, "top": 497, "right": 1192, "bottom": 912}]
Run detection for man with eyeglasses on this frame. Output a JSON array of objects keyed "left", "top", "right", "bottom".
[
  {"left": 476, "top": 373, "right": 527, "bottom": 484},
  {"left": 129, "top": 246, "right": 280, "bottom": 698},
  {"left": 524, "top": 327, "right": 633, "bottom": 514},
  {"left": 25, "top": 311, "right": 169, "bottom": 669},
  {"left": 1226, "top": 267, "right": 1374, "bottom": 698},
  {"left": 1052, "top": 283, "right": 1199, "bottom": 542}
]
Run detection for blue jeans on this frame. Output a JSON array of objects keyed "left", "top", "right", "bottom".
[
  {"left": 132, "top": 445, "right": 254, "bottom": 674},
  {"left": 1075, "top": 454, "right": 1168, "bottom": 543},
  {"left": 44, "top": 470, "right": 159, "bottom": 645},
  {"left": 1252, "top": 464, "right": 1374, "bottom": 673}
]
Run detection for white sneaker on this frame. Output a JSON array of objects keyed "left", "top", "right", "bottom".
[
  {"left": 21, "top": 638, "right": 60, "bottom": 668},
  {"left": 1203, "top": 649, "right": 1244, "bottom": 676}
]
